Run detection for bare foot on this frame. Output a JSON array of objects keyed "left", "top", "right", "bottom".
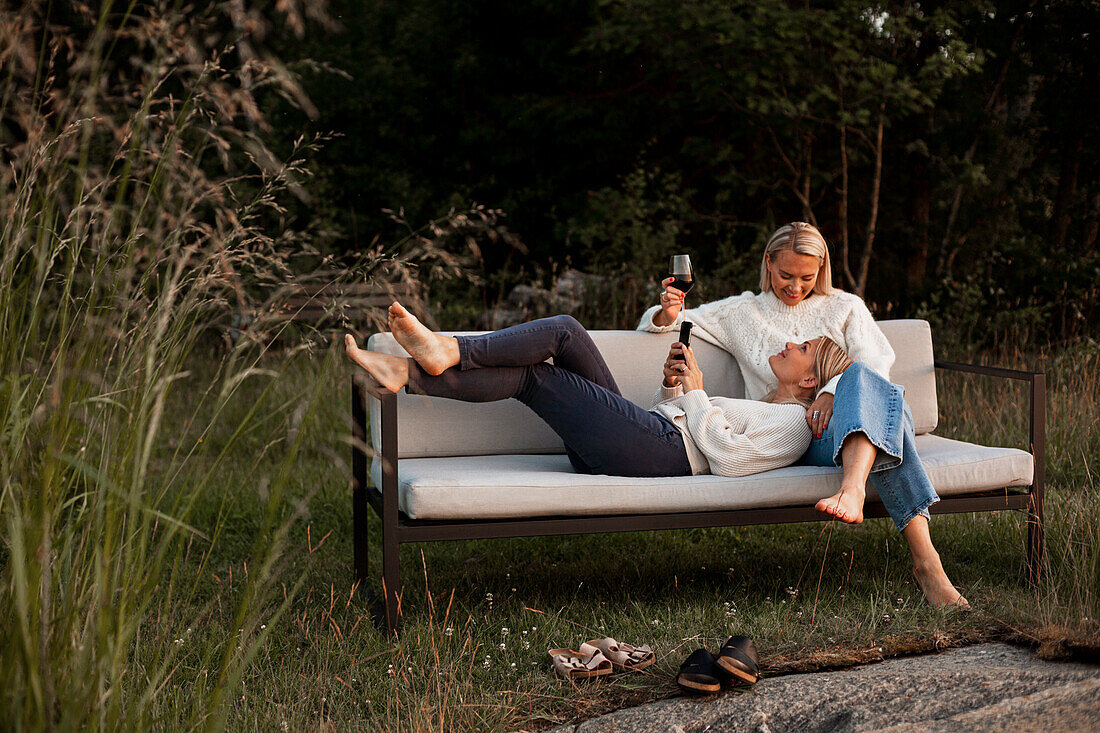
[
  {"left": 815, "top": 484, "right": 866, "bottom": 524},
  {"left": 343, "top": 334, "right": 410, "bottom": 393},
  {"left": 387, "top": 301, "right": 459, "bottom": 375},
  {"left": 914, "top": 554, "right": 970, "bottom": 610}
]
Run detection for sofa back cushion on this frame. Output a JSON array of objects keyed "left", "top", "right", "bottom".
[
  {"left": 879, "top": 319, "right": 938, "bottom": 435},
  {"left": 367, "top": 330, "right": 745, "bottom": 458},
  {"left": 367, "top": 319, "right": 938, "bottom": 458}
]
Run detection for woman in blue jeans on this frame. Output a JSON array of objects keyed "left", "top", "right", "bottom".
[
  {"left": 641, "top": 222, "right": 968, "bottom": 608},
  {"left": 344, "top": 304, "right": 852, "bottom": 479}
]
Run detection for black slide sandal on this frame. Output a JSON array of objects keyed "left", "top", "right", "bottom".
[
  {"left": 676, "top": 648, "right": 722, "bottom": 694},
  {"left": 715, "top": 635, "right": 760, "bottom": 685}
]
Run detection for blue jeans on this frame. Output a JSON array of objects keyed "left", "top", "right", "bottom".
[
  {"left": 800, "top": 363, "right": 939, "bottom": 532},
  {"left": 405, "top": 315, "right": 693, "bottom": 477}
]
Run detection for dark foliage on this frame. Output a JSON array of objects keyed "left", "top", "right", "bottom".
[{"left": 275, "top": 1, "right": 1096, "bottom": 343}]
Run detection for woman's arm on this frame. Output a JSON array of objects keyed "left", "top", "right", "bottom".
[
  {"left": 679, "top": 392, "right": 812, "bottom": 477},
  {"left": 636, "top": 291, "right": 755, "bottom": 336}
]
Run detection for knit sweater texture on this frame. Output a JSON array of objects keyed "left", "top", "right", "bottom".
[
  {"left": 637, "top": 290, "right": 895, "bottom": 400},
  {"left": 649, "top": 385, "right": 811, "bottom": 476}
]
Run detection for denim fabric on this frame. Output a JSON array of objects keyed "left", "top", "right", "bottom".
[
  {"left": 800, "top": 362, "right": 939, "bottom": 532},
  {"left": 407, "top": 315, "right": 693, "bottom": 477}
]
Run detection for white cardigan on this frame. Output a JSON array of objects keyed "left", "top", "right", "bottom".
[{"left": 637, "top": 290, "right": 894, "bottom": 400}]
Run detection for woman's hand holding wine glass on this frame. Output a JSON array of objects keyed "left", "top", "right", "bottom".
[{"left": 654, "top": 254, "right": 695, "bottom": 327}]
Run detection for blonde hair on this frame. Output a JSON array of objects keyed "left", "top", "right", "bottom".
[
  {"left": 759, "top": 222, "right": 835, "bottom": 297},
  {"left": 813, "top": 336, "right": 853, "bottom": 391},
  {"left": 766, "top": 336, "right": 853, "bottom": 407}
]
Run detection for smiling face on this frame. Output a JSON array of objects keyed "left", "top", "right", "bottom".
[
  {"left": 766, "top": 249, "right": 822, "bottom": 306},
  {"left": 768, "top": 337, "right": 822, "bottom": 394}
]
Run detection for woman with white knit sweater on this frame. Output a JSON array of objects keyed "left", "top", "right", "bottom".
[
  {"left": 638, "top": 222, "right": 968, "bottom": 608},
  {"left": 344, "top": 304, "right": 851, "bottom": 479}
]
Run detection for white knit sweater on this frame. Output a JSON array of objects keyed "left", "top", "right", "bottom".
[
  {"left": 637, "top": 290, "right": 894, "bottom": 400},
  {"left": 649, "top": 385, "right": 811, "bottom": 476}
]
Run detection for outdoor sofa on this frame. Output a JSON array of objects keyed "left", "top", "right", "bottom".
[{"left": 351, "top": 320, "right": 1045, "bottom": 631}]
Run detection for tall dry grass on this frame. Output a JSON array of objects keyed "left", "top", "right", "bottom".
[
  {"left": 935, "top": 341, "right": 1100, "bottom": 646},
  {"left": 0, "top": 2, "right": 345, "bottom": 728}
]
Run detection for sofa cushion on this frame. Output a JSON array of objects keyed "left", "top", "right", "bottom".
[
  {"left": 367, "top": 330, "right": 745, "bottom": 458},
  {"left": 878, "top": 320, "right": 938, "bottom": 435},
  {"left": 370, "top": 433, "right": 1033, "bottom": 520}
]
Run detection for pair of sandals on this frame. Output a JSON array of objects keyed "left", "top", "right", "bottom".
[
  {"left": 548, "top": 637, "right": 656, "bottom": 680},
  {"left": 676, "top": 635, "right": 760, "bottom": 694}
]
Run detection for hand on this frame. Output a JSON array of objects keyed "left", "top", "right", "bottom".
[
  {"left": 806, "top": 392, "right": 834, "bottom": 438},
  {"left": 662, "top": 344, "right": 684, "bottom": 387},
  {"left": 654, "top": 277, "right": 686, "bottom": 326},
  {"left": 665, "top": 343, "right": 704, "bottom": 392}
]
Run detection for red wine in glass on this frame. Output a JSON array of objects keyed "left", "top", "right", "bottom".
[{"left": 669, "top": 254, "right": 695, "bottom": 294}]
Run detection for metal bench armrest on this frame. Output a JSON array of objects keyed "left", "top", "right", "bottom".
[
  {"left": 933, "top": 358, "right": 1046, "bottom": 582},
  {"left": 351, "top": 374, "right": 400, "bottom": 522}
]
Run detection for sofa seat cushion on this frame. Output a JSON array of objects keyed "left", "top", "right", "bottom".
[{"left": 370, "top": 434, "right": 1034, "bottom": 520}]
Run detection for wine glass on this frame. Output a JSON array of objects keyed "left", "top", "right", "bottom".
[{"left": 668, "top": 254, "right": 695, "bottom": 295}]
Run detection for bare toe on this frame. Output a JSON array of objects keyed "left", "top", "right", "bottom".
[{"left": 816, "top": 489, "right": 864, "bottom": 524}]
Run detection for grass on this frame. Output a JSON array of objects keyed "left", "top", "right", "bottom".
[
  {"left": 1, "top": 4, "right": 1096, "bottom": 730},
  {"left": 131, "top": 337, "right": 1099, "bottom": 731}
]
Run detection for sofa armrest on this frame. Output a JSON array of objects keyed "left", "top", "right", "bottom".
[
  {"left": 934, "top": 360, "right": 1039, "bottom": 382},
  {"left": 933, "top": 359, "right": 1045, "bottom": 504},
  {"left": 351, "top": 374, "right": 399, "bottom": 519}
]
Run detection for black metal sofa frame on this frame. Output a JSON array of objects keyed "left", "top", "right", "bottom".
[{"left": 351, "top": 360, "right": 1045, "bottom": 632}]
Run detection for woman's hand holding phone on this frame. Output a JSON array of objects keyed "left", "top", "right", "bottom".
[{"left": 663, "top": 343, "right": 704, "bottom": 392}]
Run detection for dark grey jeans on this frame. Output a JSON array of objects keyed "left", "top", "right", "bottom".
[{"left": 406, "top": 315, "right": 692, "bottom": 477}]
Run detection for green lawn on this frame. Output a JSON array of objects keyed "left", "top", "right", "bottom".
[{"left": 140, "top": 339, "right": 1099, "bottom": 731}]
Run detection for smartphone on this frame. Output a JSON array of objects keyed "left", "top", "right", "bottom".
[{"left": 675, "top": 321, "right": 693, "bottom": 360}]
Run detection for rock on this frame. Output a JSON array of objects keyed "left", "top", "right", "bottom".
[
  {"left": 553, "top": 269, "right": 607, "bottom": 311},
  {"left": 477, "top": 269, "right": 611, "bottom": 329},
  {"left": 478, "top": 305, "right": 530, "bottom": 330},
  {"left": 548, "top": 644, "right": 1100, "bottom": 732},
  {"left": 509, "top": 284, "right": 552, "bottom": 309}
]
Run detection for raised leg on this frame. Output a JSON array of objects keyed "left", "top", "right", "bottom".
[
  {"left": 456, "top": 314, "right": 620, "bottom": 394},
  {"left": 408, "top": 359, "right": 689, "bottom": 477}
]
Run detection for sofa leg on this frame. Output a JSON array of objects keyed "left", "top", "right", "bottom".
[
  {"left": 1026, "top": 371, "right": 1046, "bottom": 585},
  {"left": 353, "top": 483, "right": 370, "bottom": 594},
  {"left": 351, "top": 379, "right": 371, "bottom": 597},
  {"left": 1026, "top": 497, "right": 1045, "bottom": 585},
  {"left": 382, "top": 520, "right": 402, "bottom": 633}
]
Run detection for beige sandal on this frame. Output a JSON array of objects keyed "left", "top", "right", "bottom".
[
  {"left": 548, "top": 642, "right": 612, "bottom": 680},
  {"left": 585, "top": 637, "right": 655, "bottom": 671}
]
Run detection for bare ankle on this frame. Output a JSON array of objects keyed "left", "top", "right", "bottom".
[
  {"left": 838, "top": 482, "right": 866, "bottom": 499},
  {"left": 913, "top": 552, "right": 943, "bottom": 576}
]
